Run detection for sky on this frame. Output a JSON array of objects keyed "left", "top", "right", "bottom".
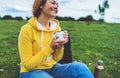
[{"left": 0, "top": 0, "right": 120, "bottom": 23}]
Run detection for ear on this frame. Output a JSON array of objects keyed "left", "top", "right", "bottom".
[{"left": 40, "top": 6, "right": 42, "bottom": 8}]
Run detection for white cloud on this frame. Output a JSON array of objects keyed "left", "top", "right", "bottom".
[
  {"left": 57, "top": 0, "right": 100, "bottom": 19},
  {"left": 2, "top": 4, "right": 31, "bottom": 12}
]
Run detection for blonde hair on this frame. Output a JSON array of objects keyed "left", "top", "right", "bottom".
[{"left": 32, "top": 0, "right": 47, "bottom": 18}]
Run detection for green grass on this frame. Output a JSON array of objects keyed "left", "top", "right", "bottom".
[
  {"left": 0, "top": 20, "right": 120, "bottom": 78},
  {"left": 0, "top": 20, "right": 26, "bottom": 78}
]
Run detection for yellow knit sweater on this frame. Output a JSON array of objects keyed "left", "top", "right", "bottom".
[{"left": 18, "top": 16, "right": 64, "bottom": 72}]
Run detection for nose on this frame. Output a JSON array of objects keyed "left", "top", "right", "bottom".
[
  {"left": 54, "top": 3, "right": 58, "bottom": 10},
  {"left": 54, "top": 3, "right": 58, "bottom": 8}
]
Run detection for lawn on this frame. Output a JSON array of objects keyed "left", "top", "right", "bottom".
[{"left": 0, "top": 20, "right": 120, "bottom": 78}]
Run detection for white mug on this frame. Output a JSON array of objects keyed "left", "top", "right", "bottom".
[{"left": 53, "top": 31, "right": 65, "bottom": 40}]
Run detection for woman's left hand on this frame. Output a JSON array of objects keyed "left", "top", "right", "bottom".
[
  {"left": 50, "top": 31, "right": 68, "bottom": 50},
  {"left": 54, "top": 31, "right": 68, "bottom": 48}
]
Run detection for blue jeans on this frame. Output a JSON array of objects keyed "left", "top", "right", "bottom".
[{"left": 20, "top": 61, "right": 94, "bottom": 78}]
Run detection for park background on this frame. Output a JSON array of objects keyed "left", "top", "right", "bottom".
[{"left": 0, "top": 0, "right": 120, "bottom": 78}]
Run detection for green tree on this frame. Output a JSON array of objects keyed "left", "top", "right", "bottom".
[
  {"left": 95, "top": 0, "right": 110, "bottom": 22},
  {"left": 2, "top": 15, "right": 13, "bottom": 19}
]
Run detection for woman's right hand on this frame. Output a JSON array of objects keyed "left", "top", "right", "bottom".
[{"left": 50, "top": 39, "right": 64, "bottom": 50}]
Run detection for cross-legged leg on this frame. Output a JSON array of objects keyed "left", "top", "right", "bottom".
[{"left": 50, "top": 61, "right": 94, "bottom": 78}]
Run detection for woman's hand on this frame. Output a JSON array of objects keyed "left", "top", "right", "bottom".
[{"left": 50, "top": 31, "right": 68, "bottom": 50}]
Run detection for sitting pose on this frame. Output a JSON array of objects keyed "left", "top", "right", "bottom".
[{"left": 18, "top": 0, "right": 94, "bottom": 78}]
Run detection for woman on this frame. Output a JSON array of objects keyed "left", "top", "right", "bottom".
[{"left": 18, "top": 0, "right": 94, "bottom": 78}]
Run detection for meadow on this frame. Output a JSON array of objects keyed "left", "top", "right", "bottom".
[{"left": 0, "top": 20, "right": 120, "bottom": 78}]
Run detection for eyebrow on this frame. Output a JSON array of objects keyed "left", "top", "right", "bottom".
[{"left": 51, "top": 0, "right": 58, "bottom": 3}]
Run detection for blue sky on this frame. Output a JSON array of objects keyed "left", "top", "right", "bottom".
[{"left": 0, "top": 0, "right": 120, "bottom": 23}]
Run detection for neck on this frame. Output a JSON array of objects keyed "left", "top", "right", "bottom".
[{"left": 37, "top": 14, "right": 52, "bottom": 29}]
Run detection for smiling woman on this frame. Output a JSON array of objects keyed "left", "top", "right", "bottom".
[
  {"left": 18, "top": 0, "right": 94, "bottom": 78},
  {"left": 32, "top": 0, "right": 58, "bottom": 18}
]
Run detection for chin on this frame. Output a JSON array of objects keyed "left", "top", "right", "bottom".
[{"left": 49, "top": 14, "right": 57, "bottom": 18}]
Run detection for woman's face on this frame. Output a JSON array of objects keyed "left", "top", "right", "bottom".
[{"left": 41, "top": 0, "right": 58, "bottom": 18}]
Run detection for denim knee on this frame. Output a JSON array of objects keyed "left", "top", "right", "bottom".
[
  {"left": 71, "top": 62, "right": 88, "bottom": 72},
  {"left": 70, "top": 61, "right": 93, "bottom": 76}
]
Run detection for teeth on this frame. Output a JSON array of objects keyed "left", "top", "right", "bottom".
[
  {"left": 51, "top": 8, "right": 55, "bottom": 11},
  {"left": 51, "top": 8, "right": 57, "bottom": 11}
]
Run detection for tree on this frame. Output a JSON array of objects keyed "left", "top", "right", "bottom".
[
  {"left": 2, "top": 15, "right": 13, "bottom": 19},
  {"left": 55, "top": 16, "right": 75, "bottom": 21},
  {"left": 95, "top": 0, "right": 110, "bottom": 22},
  {"left": 14, "top": 16, "right": 23, "bottom": 20},
  {"left": 77, "top": 15, "right": 94, "bottom": 21}
]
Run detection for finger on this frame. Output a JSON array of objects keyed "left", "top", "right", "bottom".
[
  {"left": 63, "top": 32, "right": 68, "bottom": 38},
  {"left": 55, "top": 40, "right": 64, "bottom": 43},
  {"left": 63, "top": 31, "right": 68, "bottom": 35},
  {"left": 64, "top": 35, "right": 68, "bottom": 39},
  {"left": 57, "top": 45, "right": 61, "bottom": 48},
  {"left": 64, "top": 30, "right": 67, "bottom": 33},
  {"left": 52, "top": 32, "right": 56, "bottom": 40},
  {"left": 54, "top": 43, "right": 62, "bottom": 49},
  {"left": 63, "top": 38, "right": 69, "bottom": 44}
]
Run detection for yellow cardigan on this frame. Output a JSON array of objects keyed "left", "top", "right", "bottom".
[{"left": 18, "top": 16, "right": 64, "bottom": 72}]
